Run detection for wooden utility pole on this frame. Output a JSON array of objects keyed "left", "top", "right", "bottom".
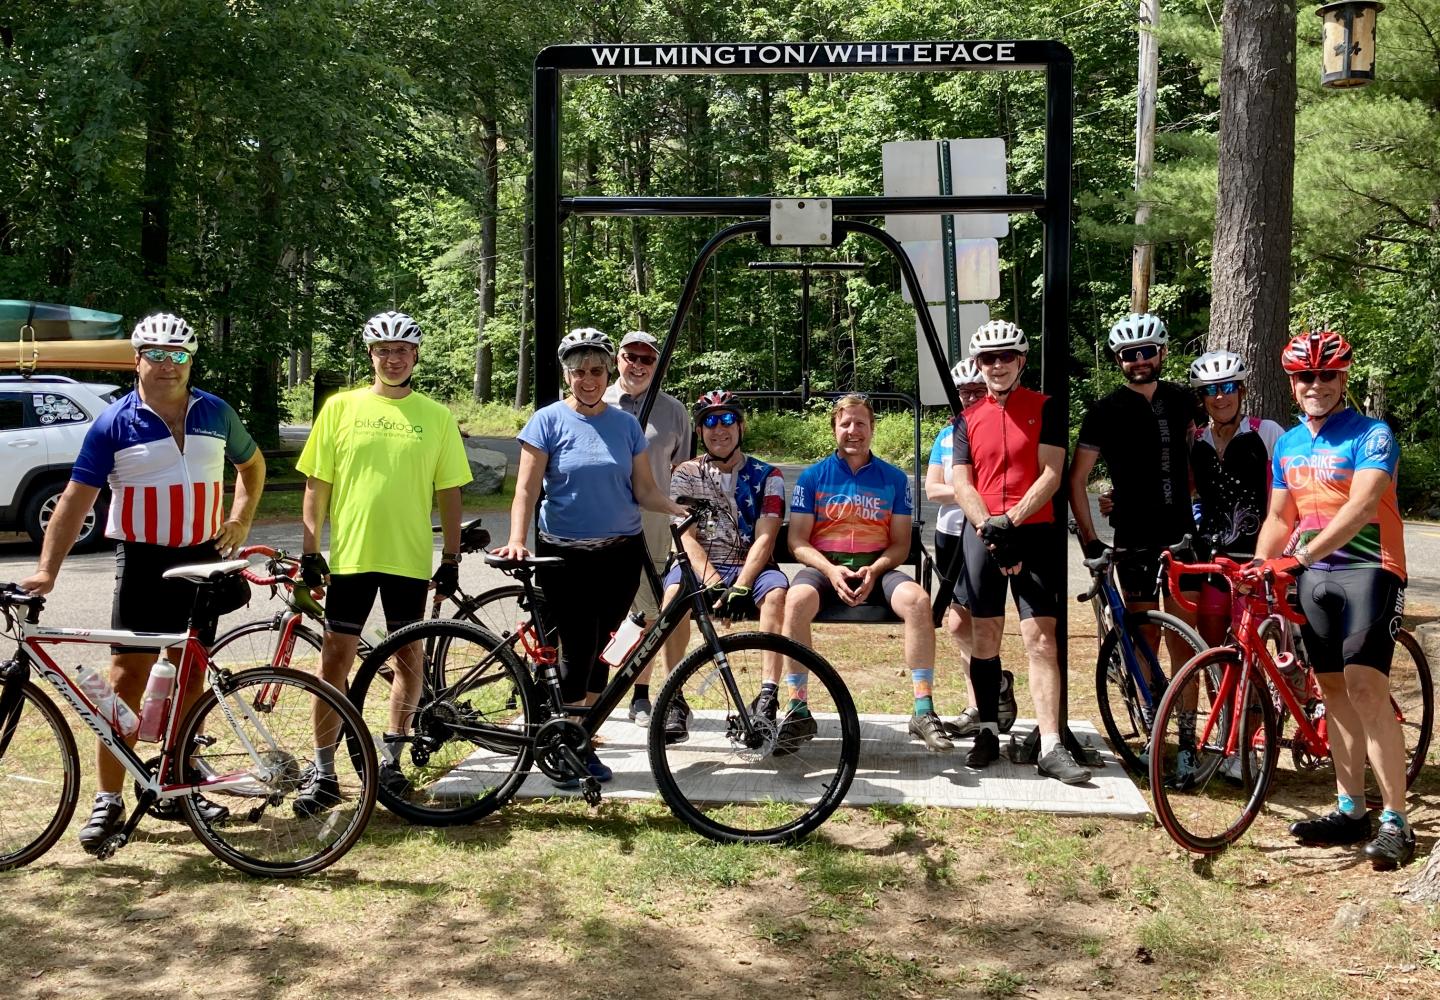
[{"left": 1130, "top": 0, "right": 1160, "bottom": 313}]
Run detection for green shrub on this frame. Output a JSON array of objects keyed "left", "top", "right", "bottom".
[
  {"left": 281, "top": 378, "right": 313, "bottom": 424},
  {"left": 450, "top": 399, "right": 533, "bottom": 437},
  {"left": 1398, "top": 442, "right": 1440, "bottom": 516}
]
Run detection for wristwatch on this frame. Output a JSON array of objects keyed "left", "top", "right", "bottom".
[
  {"left": 442, "top": 551, "right": 462, "bottom": 565},
  {"left": 1294, "top": 543, "right": 1312, "bottom": 568}
]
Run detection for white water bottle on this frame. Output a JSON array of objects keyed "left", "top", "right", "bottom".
[
  {"left": 136, "top": 661, "right": 177, "bottom": 743},
  {"left": 600, "top": 613, "right": 647, "bottom": 666},
  {"left": 75, "top": 665, "right": 139, "bottom": 738}
]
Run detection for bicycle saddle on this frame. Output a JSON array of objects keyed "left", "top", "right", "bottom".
[
  {"left": 483, "top": 554, "right": 565, "bottom": 571},
  {"left": 161, "top": 559, "right": 251, "bottom": 584}
]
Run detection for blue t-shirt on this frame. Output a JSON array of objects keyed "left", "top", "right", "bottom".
[
  {"left": 790, "top": 451, "right": 913, "bottom": 568},
  {"left": 518, "top": 401, "right": 647, "bottom": 540}
]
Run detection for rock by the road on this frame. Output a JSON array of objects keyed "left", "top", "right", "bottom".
[{"left": 462, "top": 440, "right": 506, "bottom": 495}]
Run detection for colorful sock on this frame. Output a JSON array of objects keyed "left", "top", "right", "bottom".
[
  {"left": 1337, "top": 793, "right": 1364, "bottom": 819},
  {"left": 315, "top": 744, "right": 336, "bottom": 778},
  {"left": 786, "top": 672, "right": 809, "bottom": 712},
  {"left": 1378, "top": 808, "right": 1408, "bottom": 829},
  {"left": 971, "top": 656, "right": 1002, "bottom": 724},
  {"left": 1040, "top": 732, "right": 1061, "bottom": 756},
  {"left": 911, "top": 667, "right": 934, "bottom": 715},
  {"left": 633, "top": 684, "right": 650, "bottom": 703}
]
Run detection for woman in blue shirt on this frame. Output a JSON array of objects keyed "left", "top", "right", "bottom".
[{"left": 495, "top": 328, "right": 685, "bottom": 783}]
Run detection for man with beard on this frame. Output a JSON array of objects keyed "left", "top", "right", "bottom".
[{"left": 1069, "top": 314, "right": 1200, "bottom": 742}]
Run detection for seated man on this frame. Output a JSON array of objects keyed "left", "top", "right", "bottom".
[
  {"left": 783, "top": 393, "right": 952, "bottom": 752},
  {"left": 657, "top": 390, "right": 789, "bottom": 742}
]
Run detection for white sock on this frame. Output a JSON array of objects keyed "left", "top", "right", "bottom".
[
  {"left": 981, "top": 722, "right": 999, "bottom": 735},
  {"left": 314, "top": 744, "right": 336, "bottom": 777},
  {"left": 1040, "top": 732, "right": 1061, "bottom": 756},
  {"left": 96, "top": 791, "right": 123, "bottom": 807}
]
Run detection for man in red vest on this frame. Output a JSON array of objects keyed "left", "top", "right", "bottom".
[{"left": 951, "top": 321, "right": 1088, "bottom": 785}]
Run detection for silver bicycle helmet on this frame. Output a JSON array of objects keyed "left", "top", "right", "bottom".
[
  {"left": 557, "top": 327, "right": 615, "bottom": 364},
  {"left": 1188, "top": 350, "right": 1249, "bottom": 386},
  {"left": 968, "top": 320, "right": 1029, "bottom": 356},
  {"left": 1107, "top": 312, "right": 1168, "bottom": 353},
  {"left": 950, "top": 358, "right": 985, "bottom": 386},
  {"left": 131, "top": 313, "right": 198, "bottom": 353},
  {"left": 362, "top": 311, "right": 423, "bottom": 345}
]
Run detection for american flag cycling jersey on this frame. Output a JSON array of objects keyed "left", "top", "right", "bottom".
[{"left": 70, "top": 388, "right": 258, "bottom": 547}]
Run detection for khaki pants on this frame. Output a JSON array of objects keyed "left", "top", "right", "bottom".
[{"left": 633, "top": 510, "right": 673, "bottom": 619}]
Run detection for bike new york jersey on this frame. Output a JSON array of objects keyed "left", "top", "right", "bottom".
[
  {"left": 70, "top": 388, "right": 257, "bottom": 547},
  {"left": 1271, "top": 407, "right": 1406, "bottom": 580},
  {"left": 790, "top": 451, "right": 913, "bottom": 569}
]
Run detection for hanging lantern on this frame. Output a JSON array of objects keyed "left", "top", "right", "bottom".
[{"left": 1316, "top": 1, "right": 1384, "bottom": 88}]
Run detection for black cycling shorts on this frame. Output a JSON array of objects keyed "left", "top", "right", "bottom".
[
  {"left": 111, "top": 540, "right": 229, "bottom": 652},
  {"left": 324, "top": 572, "right": 429, "bottom": 637},
  {"left": 935, "top": 531, "right": 967, "bottom": 607},
  {"left": 1115, "top": 548, "right": 1203, "bottom": 604},
  {"left": 1297, "top": 567, "right": 1405, "bottom": 675},
  {"left": 792, "top": 564, "right": 914, "bottom": 613},
  {"left": 956, "top": 522, "right": 1061, "bottom": 621}
]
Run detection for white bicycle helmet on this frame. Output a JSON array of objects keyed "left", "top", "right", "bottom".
[
  {"left": 558, "top": 327, "right": 615, "bottom": 364},
  {"left": 968, "top": 320, "right": 1029, "bottom": 356},
  {"left": 1107, "top": 312, "right": 1167, "bottom": 353},
  {"left": 362, "top": 311, "right": 423, "bottom": 345},
  {"left": 1188, "top": 350, "right": 1249, "bottom": 386},
  {"left": 950, "top": 358, "right": 985, "bottom": 386},
  {"left": 131, "top": 313, "right": 197, "bottom": 353}
]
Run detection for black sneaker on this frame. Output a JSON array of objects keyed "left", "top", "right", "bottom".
[
  {"left": 1290, "top": 809, "right": 1371, "bottom": 846},
  {"left": 966, "top": 727, "right": 1001, "bottom": 768},
  {"left": 663, "top": 694, "right": 692, "bottom": 745},
  {"left": 908, "top": 711, "right": 954, "bottom": 752},
  {"left": 997, "top": 670, "right": 1018, "bottom": 734},
  {"left": 379, "top": 761, "right": 412, "bottom": 800},
  {"left": 628, "top": 697, "right": 653, "bottom": 727},
  {"left": 1037, "top": 746, "right": 1092, "bottom": 785},
  {"left": 185, "top": 794, "right": 230, "bottom": 827},
  {"left": 78, "top": 796, "right": 126, "bottom": 855},
  {"left": 293, "top": 768, "right": 344, "bottom": 818},
  {"left": 1363, "top": 820, "right": 1416, "bottom": 868},
  {"left": 944, "top": 706, "right": 980, "bottom": 739},
  {"left": 774, "top": 708, "right": 817, "bottom": 756},
  {"left": 750, "top": 687, "right": 779, "bottom": 726}
]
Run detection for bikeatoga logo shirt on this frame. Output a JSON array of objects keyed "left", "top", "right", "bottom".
[
  {"left": 70, "top": 388, "right": 257, "bottom": 547},
  {"left": 790, "top": 450, "right": 913, "bottom": 569}
]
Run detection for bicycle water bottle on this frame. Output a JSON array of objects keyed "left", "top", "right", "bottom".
[
  {"left": 136, "top": 662, "right": 177, "bottom": 743},
  {"left": 1275, "top": 651, "right": 1308, "bottom": 702},
  {"left": 600, "top": 613, "right": 647, "bottom": 666},
  {"left": 74, "top": 665, "right": 139, "bottom": 738}
]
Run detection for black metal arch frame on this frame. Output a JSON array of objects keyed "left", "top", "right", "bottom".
[{"left": 530, "top": 41, "right": 1079, "bottom": 726}]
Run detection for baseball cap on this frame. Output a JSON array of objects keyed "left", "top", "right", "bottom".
[{"left": 619, "top": 331, "right": 660, "bottom": 352}]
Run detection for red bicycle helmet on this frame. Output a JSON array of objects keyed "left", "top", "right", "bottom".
[
  {"left": 693, "top": 389, "right": 743, "bottom": 424},
  {"left": 1281, "top": 330, "right": 1353, "bottom": 373}
]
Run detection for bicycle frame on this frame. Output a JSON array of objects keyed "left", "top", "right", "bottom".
[
  {"left": 15, "top": 615, "right": 294, "bottom": 808},
  {"left": 1077, "top": 540, "right": 1167, "bottom": 710}
]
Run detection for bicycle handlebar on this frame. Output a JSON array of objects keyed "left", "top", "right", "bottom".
[
  {"left": 1162, "top": 551, "right": 1305, "bottom": 624},
  {"left": 237, "top": 545, "right": 299, "bottom": 586}
]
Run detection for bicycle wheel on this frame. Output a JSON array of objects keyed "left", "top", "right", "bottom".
[
  {"left": 1390, "top": 629, "right": 1433, "bottom": 788},
  {"left": 209, "top": 616, "right": 325, "bottom": 674},
  {"left": 649, "top": 632, "right": 860, "bottom": 844},
  {"left": 1149, "top": 649, "right": 1278, "bottom": 854},
  {"left": 349, "top": 619, "right": 534, "bottom": 826},
  {"left": 452, "top": 585, "right": 526, "bottom": 639},
  {"left": 1095, "top": 610, "right": 1207, "bottom": 773},
  {"left": 175, "top": 667, "right": 376, "bottom": 877},
  {"left": 0, "top": 679, "right": 80, "bottom": 871}
]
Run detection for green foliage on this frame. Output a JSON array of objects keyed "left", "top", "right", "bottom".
[
  {"left": 281, "top": 378, "right": 314, "bottom": 425},
  {"left": 450, "top": 400, "right": 533, "bottom": 437}
]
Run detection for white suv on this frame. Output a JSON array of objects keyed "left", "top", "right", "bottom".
[{"left": 1, "top": 375, "right": 120, "bottom": 550}]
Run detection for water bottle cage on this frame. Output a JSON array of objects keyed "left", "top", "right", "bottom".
[{"left": 518, "top": 622, "right": 557, "bottom": 666}]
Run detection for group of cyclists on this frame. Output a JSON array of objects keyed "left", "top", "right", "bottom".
[{"left": 13, "top": 299, "right": 1419, "bottom": 868}]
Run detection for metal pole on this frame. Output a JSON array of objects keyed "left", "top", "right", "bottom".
[
  {"left": 533, "top": 66, "right": 562, "bottom": 406},
  {"left": 799, "top": 262, "right": 812, "bottom": 402},
  {"left": 1130, "top": 0, "right": 1160, "bottom": 313}
]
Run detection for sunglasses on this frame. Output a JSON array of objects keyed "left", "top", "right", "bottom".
[
  {"left": 1117, "top": 344, "right": 1160, "bottom": 363},
  {"left": 1199, "top": 381, "right": 1242, "bottom": 397},
  {"left": 701, "top": 410, "right": 740, "bottom": 428},
  {"left": 620, "top": 352, "right": 658, "bottom": 366},
  {"left": 140, "top": 349, "right": 191, "bottom": 365},
  {"left": 975, "top": 350, "right": 1021, "bottom": 367},
  {"left": 1293, "top": 370, "right": 1340, "bottom": 385}
]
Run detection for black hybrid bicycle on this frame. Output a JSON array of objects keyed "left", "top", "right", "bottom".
[{"left": 347, "top": 497, "right": 861, "bottom": 844}]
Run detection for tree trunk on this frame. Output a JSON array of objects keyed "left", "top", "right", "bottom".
[
  {"left": 473, "top": 105, "right": 498, "bottom": 402},
  {"left": 1206, "top": 0, "right": 1298, "bottom": 423},
  {"left": 515, "top": 166, "right": 534, "bottom": 409},
  {"left": 1131, "top": 0, "right": 1160, "bottom": 313},
  {"left": 139, "top": 66, "right": 175, "bottom": 293},
  {"left": 299, "top": 247, "right": 313, "bottom": 382}
]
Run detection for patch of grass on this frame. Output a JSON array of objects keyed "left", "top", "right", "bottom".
[
  {"left": 751, "top": 914, "right": 811, "bottom": 945},
  {"left": 841, "top": 948, "right": 938, "bottom": 987},
  {"left": 635, "top": 835, "right": 773, "bottom": 889},
  {"left": 795, "top": 841, "right": 907, "bottom": 898},
  {"left": 980, "top": 967, "right": 1025, "bottom": 997},
  {"left": 451, "top": 399, "right": 533, "bottom": 436}
]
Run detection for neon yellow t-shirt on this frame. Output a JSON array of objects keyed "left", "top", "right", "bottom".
[{"left": 297, "top": 388, "right": 472, "bottom": 578}]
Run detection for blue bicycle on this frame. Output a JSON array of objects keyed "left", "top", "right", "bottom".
[{"left": 1072, "top": 524, "right": 1207, "bottom": 774}]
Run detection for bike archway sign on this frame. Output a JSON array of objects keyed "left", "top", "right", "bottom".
[{"left": 531, "top": 41, "right": 1085, "bottom": 748}]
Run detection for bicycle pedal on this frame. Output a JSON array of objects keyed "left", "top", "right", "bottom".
[
  {"left": 94, "top": 833, "right": 128, "bottom": 861},
  {"left": 581, "top": 777, "right": 602, "bottom": 807}
]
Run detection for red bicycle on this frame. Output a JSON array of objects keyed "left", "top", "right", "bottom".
[{"left": 1148, "top": 554, "right": 1433, "bottom": 854}]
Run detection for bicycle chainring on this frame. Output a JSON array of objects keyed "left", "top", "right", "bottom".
[{"left": 533, "top": 716, "right": 591, "bottom": 780}]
